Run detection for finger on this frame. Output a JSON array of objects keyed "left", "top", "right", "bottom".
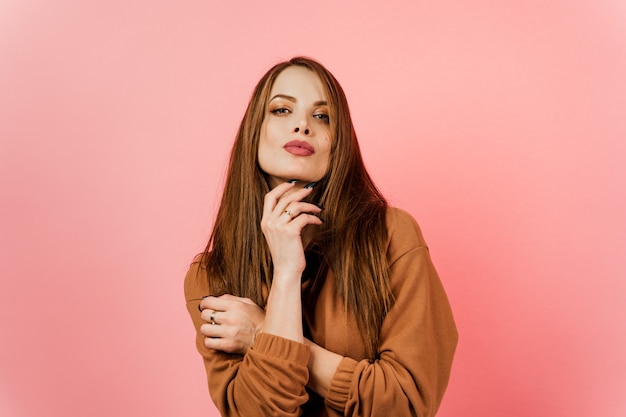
[
  {"left": 281, "top": 202, "right": 323, "bottom": 220},
  {"left": 200, "top": 295, "right": 237, "bottom": 313},
  {"left": 200, "top": 308, "right": 224, "bottom": 325},
  {"left": 200, "top": 296, "right": 260, "bottom": 324},
  {"left": 274, "top": 188, "right": 315, "bottom": 217},
  {"left": 200, "top": 322, "right": 226, "bottom": 338},
  {"left": 264, "top": 183, "right": 313, "bottom": 218},
  {"left": 286, "top": 212, "right": 324, "bottom": 229},
  {"left": 204, "top": 336, "right": 242, "bottom": 354},
  {"left": 219, "top": 294, "right": 258, "bottom": 306},
  {"left": 262, "top": 181, "right": 297, "bottom": 216}
]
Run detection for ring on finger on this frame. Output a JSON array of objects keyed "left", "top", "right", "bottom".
[
  {"left": 284, "top": 209, "right": 294, "bottom": 218},
  {"left": 209, "top": 310, "right": 217, "bottom": 325}
]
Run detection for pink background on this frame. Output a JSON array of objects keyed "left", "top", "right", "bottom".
[{"left": 1, "top": 1, "right": 625, "bottom": 416}]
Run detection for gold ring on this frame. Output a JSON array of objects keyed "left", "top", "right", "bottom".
[{"left": 284, "top": 209, "right": 293, "bottom": 218}]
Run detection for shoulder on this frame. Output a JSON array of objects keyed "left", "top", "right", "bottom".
[
  {"left": 183, "top": 253, "right": 210, "bottom": 301},
  {"left": 385, "top": 207, "right": 429, "bottom": 263}
]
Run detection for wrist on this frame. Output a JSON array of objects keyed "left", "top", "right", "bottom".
[
  {"left": 272, "top": 269, "right": 303, "bottom": 284},
  {"left": 263, "top": 281, "right": 304, "bottom": 342}
]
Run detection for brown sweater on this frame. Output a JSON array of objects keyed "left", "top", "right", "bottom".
[{"left": 184, "top": 208, "right": 458, "bottom": 417}]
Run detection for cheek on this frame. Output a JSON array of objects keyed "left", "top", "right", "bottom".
[
  {"left": 318, "top": 137, "right": 332, "bottom": 173},
  {"left": 261, "top": 120, "right": 284, "bottom": 145},
  {"left": 257, "top": 125, "right": 270, "bottom": 169}
]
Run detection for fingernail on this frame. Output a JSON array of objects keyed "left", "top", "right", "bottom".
[
  {"left": 287, "top": 179, "right": 299, "bottom": 184},
  {"left": 198, "top": 295, "right": 210, "bottom": 311},
  {"left": 304, "top": 181, "right": 318, "bottom": 189}
]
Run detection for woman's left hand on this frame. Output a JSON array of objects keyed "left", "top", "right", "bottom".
[{"left": 199, "top": 294, "right": 265, "bottom": 355}]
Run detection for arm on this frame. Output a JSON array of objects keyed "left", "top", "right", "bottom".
[
  {"left": 259, "top": 181, "right": 322, "bottom": 342},
  {"left": 304, "top": 338, "right": 343, "bottom": 398},
  {"left": 185, "top": 262, "right": 311, "bottom": 417},
  {"left": 183, "top": 182, "right": 323, "bottom": 416},
  {"left": 329, "top": 247, "right": 457, "bottom": 416},
  {"left": 308, "top": 209, "right": 458, "bottom": 417}
]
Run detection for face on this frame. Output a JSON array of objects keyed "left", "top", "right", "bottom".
[{"left": 258, "top": 66, "right": 332, "bottom": 189}]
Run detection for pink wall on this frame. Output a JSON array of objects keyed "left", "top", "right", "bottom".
[{"left": 1, "top": 1, "right": 625, "bottom": 416}]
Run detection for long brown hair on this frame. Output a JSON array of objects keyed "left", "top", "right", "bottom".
[{"left": 203, "top": 57, "right": 393, "bottom": 358}]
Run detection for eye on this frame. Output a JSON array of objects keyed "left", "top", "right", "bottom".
[
  {"left": 314, "top": 113, "right": 330, "bottom": 124},
  {"left": 270, "top": 107, "right": 290, "bottom": 115}
]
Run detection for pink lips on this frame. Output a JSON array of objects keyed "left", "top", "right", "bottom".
[{"left": 283, "top": 140, "right": 315, "bottom": 156}]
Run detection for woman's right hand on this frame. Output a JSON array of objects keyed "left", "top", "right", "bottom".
[{"left": 260, "top": 181, "right": 323, "bottom": 279}]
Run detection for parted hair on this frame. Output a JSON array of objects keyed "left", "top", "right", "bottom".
[{"left": 202, "top": 57, "right": 393, "bottom": 358}]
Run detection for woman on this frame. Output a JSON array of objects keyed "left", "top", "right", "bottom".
[{"left": 184, "top": 57, "right": 457, "bottom": 417}]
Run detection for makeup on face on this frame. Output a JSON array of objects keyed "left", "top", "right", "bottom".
[
  {"left": 258, "top": 66, "right": 332, "bottom": 188},
  {"left": 283, "top": 140, "right": 315, "bottom": 156}
]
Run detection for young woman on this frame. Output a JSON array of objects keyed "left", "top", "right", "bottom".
[{"left": 184, "top": 57, "right": 458, "bottom": 417}]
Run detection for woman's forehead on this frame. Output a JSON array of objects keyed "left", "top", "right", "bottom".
[{"left": 269, "top": 66, "right": 327, "bottom": 102}]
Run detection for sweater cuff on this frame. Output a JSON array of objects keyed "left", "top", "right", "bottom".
[
  {"left": 325, "top": 356, "right": 358, "bottom": 412},
  {"left": 252, "top": 332, "right": 310, "bottom": 363}
]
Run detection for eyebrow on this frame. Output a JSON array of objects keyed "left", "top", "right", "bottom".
[{"left": 270, "top": 94, "right": 328, "bottom": 107}]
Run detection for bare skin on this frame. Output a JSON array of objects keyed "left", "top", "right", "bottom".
[
  {"left": 199, "top": 66, "right": 344, "bottom": 398},
  {"left": 199, "top": 181, "right": 342, "bottom": 397}
]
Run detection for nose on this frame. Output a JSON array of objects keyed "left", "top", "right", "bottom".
[{"left": 293, "top": 118, "right": 310, "bottom": 135}]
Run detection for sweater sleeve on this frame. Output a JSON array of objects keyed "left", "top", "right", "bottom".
[
  {"left": 184, "top": 261, "right": 311, "bottom": 417},
  {"left": 324, "top": 209, "right": 458, "bottom": 417}
]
